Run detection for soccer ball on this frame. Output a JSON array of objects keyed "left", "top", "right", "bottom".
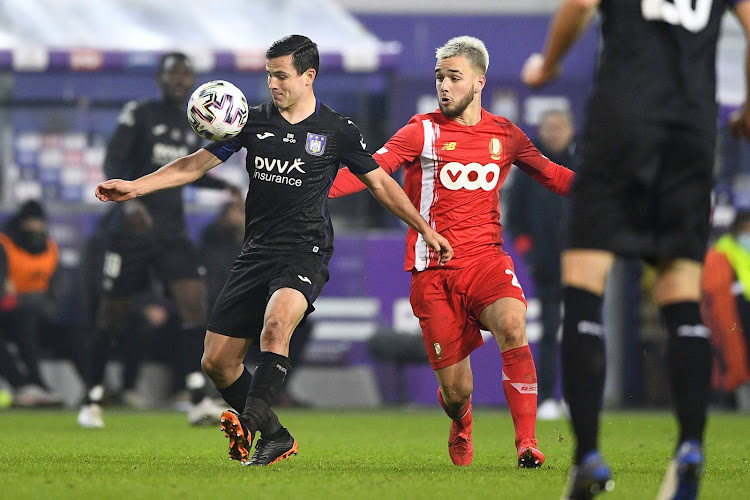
[{"left": 187, "top": 80, "right": 249, "bottom": 141}]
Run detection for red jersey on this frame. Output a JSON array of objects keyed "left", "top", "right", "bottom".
[{"left": 330, "top": 109, "right": 574, "bottom": 271}]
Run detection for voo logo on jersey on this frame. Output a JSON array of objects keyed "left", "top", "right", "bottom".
[
  {"left": 439, "top": 162, "right": 500, "bottom": 191},
  {"left": 253, "top": 156, "right": 306, "bottom": 187}
]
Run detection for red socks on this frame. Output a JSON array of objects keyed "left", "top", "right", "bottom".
[{"left": 501, "top": 345, "right": 538, "bottom": 448}]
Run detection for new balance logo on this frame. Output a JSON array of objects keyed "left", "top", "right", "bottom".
[
  {"left": 256, "top": 132, "right": 274, "bottom": 139},
  {"left": 298, "top": 275, "right": 312, "bottom": 284}
]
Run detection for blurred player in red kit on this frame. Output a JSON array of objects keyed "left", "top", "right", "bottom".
[{"left": 331, "top": 36, "right": 574, "bottom": 467}]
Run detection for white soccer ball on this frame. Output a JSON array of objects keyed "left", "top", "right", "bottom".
[{"left": 187, "top": 80, "right": 249, "bottom": 141}]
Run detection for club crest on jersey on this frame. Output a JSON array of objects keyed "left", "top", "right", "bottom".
[
  {"left": 433, "top": 342, "right": 442, "bottom": 359},
  {"left": 305, "top": 133, "right": 327, "bottom": 156},
  {"left": 489, "top": 137, "right": 502, "bottom": 160}
]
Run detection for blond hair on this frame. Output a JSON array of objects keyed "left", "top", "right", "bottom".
[{"left": 435, "top": 36, "right": 489, "bottom": 75}]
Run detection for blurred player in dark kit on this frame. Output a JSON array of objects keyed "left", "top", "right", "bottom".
[
  {"left": 78, "top": 52, "right": 237, "bottom": 428},
  {"left": 332, "top": 36, "right": 574, "bottom": 468},
  {"left": 506, "top": 108, "right": 576, "bottom": 421},
  {"left": 94, "top": 34, "right": 452, "bottom": 466},
  {"left": 522, "top": 0, "right": 750, "bottom": 497}
]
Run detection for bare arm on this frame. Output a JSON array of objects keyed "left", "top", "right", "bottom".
[
  {"left": 730, "top": 0, "right": 750, "bottom": 140},
  {"left": 95, "top": 148, "right": 223, "bottom": 202},
  {"left": 357, "top": 167, "right": 453, "bottom": 265},
  {"left": 521, "top": 0, "right": 600, "bottom": 88}
]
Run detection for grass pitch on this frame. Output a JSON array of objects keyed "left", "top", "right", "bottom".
[{"left": 0, "top": 407, "right": 748, "bottom": 499}]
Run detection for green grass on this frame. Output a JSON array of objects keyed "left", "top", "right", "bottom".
[{"left": 0, "top": 408, "right": 748, "bottom": 499}]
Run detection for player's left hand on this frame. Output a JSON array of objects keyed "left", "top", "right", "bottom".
[
  {"left": 730, "top": 104, "right": 750, "bottom": 141},
  {"left": 521, "top": 53, "right": 560, "bottom": 89},
  {"left": 95, "top": 179, "right": 137, "bottom": 202},
  {"left": 424, "top": 230, "right": 453, "bottom": 265}
]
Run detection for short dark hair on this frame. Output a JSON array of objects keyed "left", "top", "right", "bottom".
[
  {"left": 266, "top": 35, "right": 319, "bottom": 76},
  {"left": 158, "top": 52, "right": 192, "bottom": 76}
]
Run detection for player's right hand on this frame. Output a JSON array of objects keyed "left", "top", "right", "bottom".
[
  {"left": 521, "top": 53, "right": 560, "bottom": 89},
  {"left": 424, "top": 230, "right": 454, "bottom": 266},
  {"left": 95, "top": 179, "right": 137, "bottom": 202}
]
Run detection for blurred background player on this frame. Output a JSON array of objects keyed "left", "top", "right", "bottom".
[
  {"left": 0, "top": 200, "right": 71, "bottom": 407},
  {"left": 78, "top": 52, "right": 239, "bottom": 428},
  {"left": 93, "top": 34, "right": 452, "bottom": 466},
  {"left": 522, "top": 0, "right": 750, "bottom": 498},
  {"left": 701, "top": 210, "right": 750, "bottom": 411},
  {"left": 506, "top": 108, "right": 576, "bottom": 421},
  {"left": 331, "top": 36, "right": 574, "bottom": 468}
]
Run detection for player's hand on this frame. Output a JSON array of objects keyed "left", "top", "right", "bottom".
[
  {"left": 424, "top": 229, "right": 454, "bottom": 266},
  {"left": 730, "top": 104, "right": 750, "bottom": 141},
  {"left": 521, "top": 53, "right": 560, "bottom": 89},
  {"left": 95, "top": 179, "right": 137, "bottom": 202}
]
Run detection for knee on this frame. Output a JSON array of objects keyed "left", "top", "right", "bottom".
[
  {"left": 261, "top": 316, "right": 294, "bottom": 348},
  {"left": 441, "top": 380, "right": 473, "bottom": 406},
  {"left": 493, "top": 315, "right": 527, "bottom": 350},
  {"left": 201, "top": 353, "right": 230, "bottom": 383}
]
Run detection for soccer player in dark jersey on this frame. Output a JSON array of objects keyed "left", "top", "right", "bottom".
[
  {"left": 95, "top": 35, "right": 453, "bottom": 466},
  {"left": 522, "top": 0, "right": 750, "bottom": 498},
  {"left": 331, "top": 36, "right": 574, "bottom": 468},
  {"left": 78, "top": 52, "right": 238, "bottom": 428}
]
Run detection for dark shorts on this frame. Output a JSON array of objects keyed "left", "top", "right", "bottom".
[
  {"left": 569, "top": 117, "right": 714, "bottom": 262},
  {"left": 101, "top": 230, "right": 201, "bottom": 297},
  {"left": 206, "top": 251, "right": 329, "bottom": 339}
]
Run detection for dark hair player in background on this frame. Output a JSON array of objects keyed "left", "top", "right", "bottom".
[{"left": 78, "top": 52, "right": 239, "bottom": 428}]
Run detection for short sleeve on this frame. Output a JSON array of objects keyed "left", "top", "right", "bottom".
[
  {"left": 374, "top": 116, "right": 425, "bottom": 171},
  {"left": 338, "top": 118, "right": 379, "bottom": 176},
  {"left": 204, "top": 138, "right": 243, "bottom": 163}
]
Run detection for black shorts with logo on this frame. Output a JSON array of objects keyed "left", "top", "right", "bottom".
[
  {"left": 101, "top": 230, "right": 201, "bottom": 297},
  {"left": 206, "top": 250, "right": 330, "bottom": 339},
  {"left": 569, "top": 116, "right": 714, "bottom": 263}
]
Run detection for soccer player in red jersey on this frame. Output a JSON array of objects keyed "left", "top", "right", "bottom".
[{"left": 330, "top": 36, "right": 574, "bottom": 467}]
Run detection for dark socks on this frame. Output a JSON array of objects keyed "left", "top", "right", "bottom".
[
  {"left": 661, "top": 302, "right": 711, "bottom": 445},
  {"left": 180, "top": 327, "right": 208, "bottom": 404},
  {"left": 242, "top": 351, "right": 291, "bottom": 436},
  {"left": 84, "top": 328, "right": 112, "bottom": 404},
  {"left": 561, "top": 286, "right": 606, "bottom": 465},
  {"left": 218, "top": 367, "right": 252, "bottom": 412}
]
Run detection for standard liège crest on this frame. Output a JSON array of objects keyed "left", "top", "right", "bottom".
[
  {"left": 433, "top": 342, "right": 443, "bottom": 359},
  {"left": 489, "top": 137, "right": 502, "bottom": 160},
  {"left": 305, "top": 132, "right": 327, "bottom": 156}
]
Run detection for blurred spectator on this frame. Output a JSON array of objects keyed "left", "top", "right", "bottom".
[
  {"left": 0, "top": 200, "right": 70, "bottom": 406},
  {"left": 505, "top": 109, "right": 576, "bottom": 420},
  {"left": 701, "top": 211, "right": 750, "bottom": 411},
  {"left": 198, "top": 198, "right": 312, "bottom": 407},
  {"left": 78, "top": 52, "right": 237, "bottom": 428},
  {"left": 199, "top": 197, "right": 246, "bottom": 310}
]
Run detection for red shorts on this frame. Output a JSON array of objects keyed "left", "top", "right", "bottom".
[{"left": 409, "top": 255, "right": 527, "bottom": 369}]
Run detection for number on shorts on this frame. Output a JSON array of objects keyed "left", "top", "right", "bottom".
[
  {"left": 641, "top": 0, "right": 713, "bottom": 33},
  {"left": 102, "top": 251, "right": 122, "bottom": 279},
  {"left": 505, "top": 269, "right": 521, "bottom": 289}
]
